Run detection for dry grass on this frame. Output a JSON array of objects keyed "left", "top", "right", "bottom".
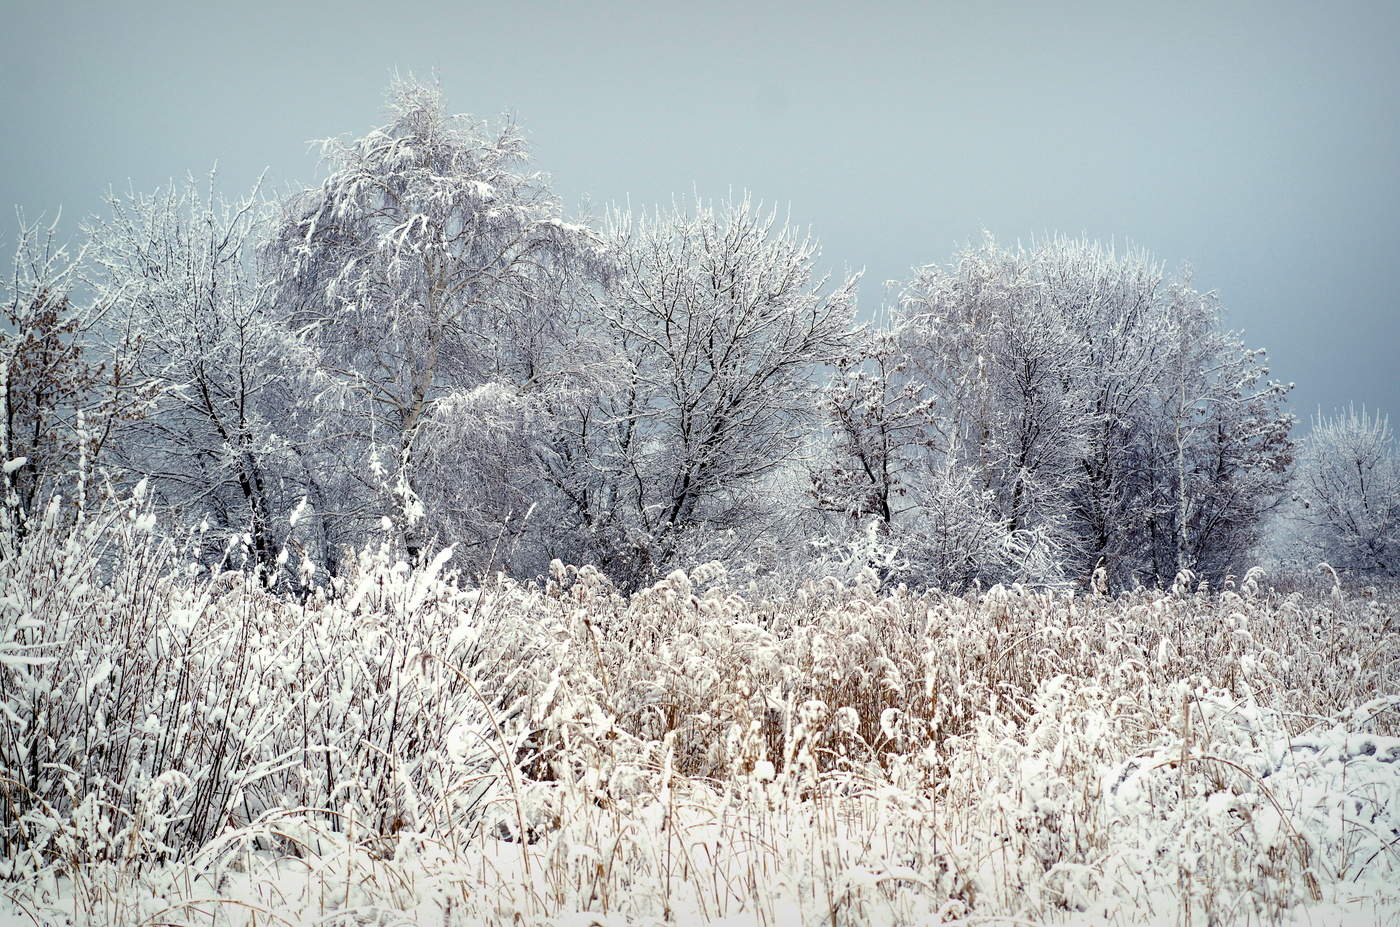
[{"left": 2, "top": 497, "right": 1398, "bottom": 925}]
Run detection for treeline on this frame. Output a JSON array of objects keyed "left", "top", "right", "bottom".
[{"left": 2, "top": 79, "right": 1395, "bottom": 590}]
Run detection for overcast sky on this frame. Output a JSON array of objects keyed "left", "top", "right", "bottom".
[{"left": 3, "top": 0, "right": 1397, "bottom": 423}]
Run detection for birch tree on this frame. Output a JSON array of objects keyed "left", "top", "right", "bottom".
[{"left": 265, "top": 78, "right": 595, "bottom": 564}]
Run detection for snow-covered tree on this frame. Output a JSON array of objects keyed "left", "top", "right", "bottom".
[
  {"left": 1, "top": 214, "right": 143, "bottom": 525},
  {"left": 85, "top": 174, "right": 306, "bottom": 572},
  {"left": 812, "top": 327, "right": 1005, "bottom": 589},
  {"left": 555, "top": 195, "right": 859, "bottom": 586},
  {"left": 1140, "top": 300, "right": 1294, "bottom": 581},
  {"left": 813, "top": 329, "right": 934, "bottom": 528},
  {"left": 264, "top": 78, "right": 597, "bottom": 568},
  {"left": 897, "top": 239, "right": 1088, "bottom": 575},
  {"left": 1290, "top": 406, "right": 1399, "bottom": 576},
  {"left": 884, "top": 236, "right": 1291, "bottom": 589}
]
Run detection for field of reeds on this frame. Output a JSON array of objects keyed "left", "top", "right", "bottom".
[{"left": 2, "top": 493, "right": 1398, "bottom": 926}]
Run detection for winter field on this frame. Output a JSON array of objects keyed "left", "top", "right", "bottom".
[
  {"left": 2, "top": 498, "right": 1397, "bottom": 927},
  {"left": 2, "top": 76, "right": 1399, "bottom": 927}
]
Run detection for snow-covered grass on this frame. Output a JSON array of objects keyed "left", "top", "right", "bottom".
[{"left": 2, "top": 496, "right": 1398, "bottom": 925}]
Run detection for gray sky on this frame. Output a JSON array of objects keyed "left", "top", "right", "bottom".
[{"left": 4, "top": 0, "right": 1398, "bottom": 423}]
